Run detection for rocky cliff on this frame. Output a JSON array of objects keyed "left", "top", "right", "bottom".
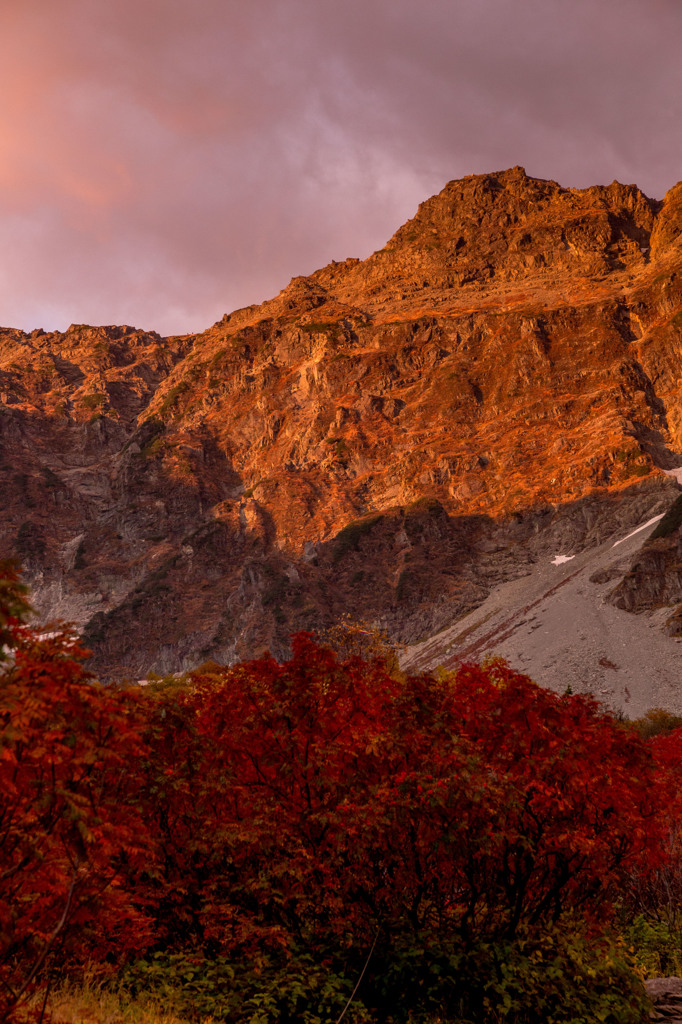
[{"left": 2, "top": 166, "right": 682, "bottom": 683}]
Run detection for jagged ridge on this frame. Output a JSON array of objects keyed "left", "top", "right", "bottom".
[{"left": 1, "top": 168, "right": 682, "bottom": 679}]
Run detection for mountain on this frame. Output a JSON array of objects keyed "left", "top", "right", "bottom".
[{"left": 2, "top": 166, "right": 682, "bottom": 706}]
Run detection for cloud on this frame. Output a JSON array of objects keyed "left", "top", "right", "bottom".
[{"left": 0, "top": 0, "right": 680, "bottom": 335}]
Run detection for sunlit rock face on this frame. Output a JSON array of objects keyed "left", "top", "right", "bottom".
[{"left": 2, "top": 167, "right": 682, "bottom": 679}]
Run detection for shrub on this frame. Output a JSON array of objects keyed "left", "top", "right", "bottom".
[
  {"left": 404, "top": 496, "right": 443, "bottom": 518},
  {"left": 130, "top": 641, "right": 666, "bottom": 1021},
  {"left": 632, "top": 707, "right": 682, "bottom": 739},
  {"left": 621, "top": 914, "right": 682, "bottom": 978},
  {"left": 1, "top": 558, "right": 674, "bottom": 1024},
  {"left": 0, "top": 566, "right": 154, "bottom": 1020},
  {"left": 623, "top": 727, "right": 682, "bottom": 953},
  {"left": 157, "top": 381, "right": 190, "bottom": 419},
  {"left": 121, "top": 949, "right": 371, "bottom": 1024}
]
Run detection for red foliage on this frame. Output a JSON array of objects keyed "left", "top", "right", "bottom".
[
  {"left": 134, "top": 635, "right": 403, "bottom": 952},
  {"left": 377, "top": 661, "right": 665, "bottom": 941},
  {"left": 0, "top": 548, "right": 675, "bottom": 1018},
  {"left": 138, "top": 637, "right": 667, "bottom": 957},
  {"left": 0, "top": 565, "right": 153, "bottom": 1022},
  {"left": 629, "top": 726, "right": 682, "bottom": 928}
]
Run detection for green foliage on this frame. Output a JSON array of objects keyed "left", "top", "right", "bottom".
[
  {"left": 0, "top": 561, "right": 31, "bottom": 656},
  {"left": 80, "top": 392, "right": 106, "bottom": 411},
  {"left": 242, "top": 480, "right": 262, "bottom": 499},
  {"left": 326, "top": 436, "right": 350, "bottom": 464},
  {"left": 119, "top": 928, "right": 649, "bottom": 1024},
  {"left": 137, "top": 416, "right": 166, "bottom": 458},
  {"left": 302, "top": 321, "right": 335, "bottom": 333},
  {"left": 122, "top": 950, "right": 370, "bottom": 1024},
  {"left": 474, "top": 925, "right": 648, "bottom": 1024},
  {"left": 143, "top": 436, "right": 165, "bottom": 458},
  {"left": 354, "top": 924, "right": 648, "bottom": 1024},
  {"left": 404, "top": 496, "right": 443, "bottom": 518},
  {"left": 332, "top": 514, "right": 384, "bottom": 562},
  {"left": 158, "top": 381, "right": 190, "bottom": 419},
  {"left": 621, "top": 914, "right": 682, "bottom": 978},
  {"left": 650, "top": 494, "right": 682, "bottom": 539},
  {"left": 611, "top": 448, "right": 651, "bottom": 480},
  {"left": 631, "top": 706, "right": 682, "bottom": 739}
]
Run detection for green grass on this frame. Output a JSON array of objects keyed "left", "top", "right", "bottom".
[
  {"left": 302, "top": 321, "right": 335, "bottom": 333},
  {"left": 80, "top": 392, "right": 106, "bottom": 411},
  {"left": 158, "top": 381, "right": 190, "bottom": 418},
  {"left": 137, "top": 417, "right": 166, "bottom": 457},
  {"left": 332, "top": 515, "right": 384, "bottom": 563},
  {"left": 404, "top": 496, "right": 443, "bottom": 518},
  {"left": 242, "top": 479, "right": 262, "bottom": 499}
]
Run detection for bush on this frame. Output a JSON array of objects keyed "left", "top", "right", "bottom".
[
  {"left": 129, "top": 642, "right": 666, "bottom": 1021},
  {"left": 473, "top": 924, "right": 648, "bottom": 1024},
  {"left": 120, "top": 927, "right": 649, "bottom": 1024},
  {"left": 79, "top": 392, "right": 106, "bottom": 411},
  {"left": 122, "top": 949, "right": 371, "bottom": 1024},
  {"left": 0, "top": 565, "right": 154, "bottom": 1020},
  {"left": 1, "top": 557, "right": 675, "bottom": 1024},
  {"left": 621, "top": 915, "right": 682, "bottom": 978},
  {"left": 631, "top": 707, "right": 682, "bottom": 739}
]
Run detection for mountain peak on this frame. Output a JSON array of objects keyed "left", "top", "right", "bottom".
[
  {"left": 296, "top": 168, "right": 666, "bottom": 325},
  {"left": 2, "top": 170, "right": 682, "bottom": 697}
]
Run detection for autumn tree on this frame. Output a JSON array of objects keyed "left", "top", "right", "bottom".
[
  {"left": 133, "top": 637, "right": 664, "bottom": 1021},
  {"left": 0, "top": 552, "right": 669, "bottom": 1023},
  {"left": 0, "top": 563, "right": 153, "bottom": 1023}
]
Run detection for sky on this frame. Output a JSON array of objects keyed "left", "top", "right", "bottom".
[{"left": 0, "top": 0, "right": 681, "bottom": 337}]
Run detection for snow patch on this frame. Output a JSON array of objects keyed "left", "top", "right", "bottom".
[
  {"left": 551, "top": 554, "right": 575, "bottom": 566},
  {"left": 612, "top": 514, "right": 664, "bottom": 548}
]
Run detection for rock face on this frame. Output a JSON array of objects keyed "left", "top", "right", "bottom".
[
  {"left": 608, "top": 494, "right": 682, "bottom": 630},
  {"left": 645, "top": 976, "right": 682, "bottom": 1021},
  {"left": 2, "top": 167, "right": 682, "bottom": 681}
]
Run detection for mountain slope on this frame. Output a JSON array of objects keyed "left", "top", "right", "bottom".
[{"left": 2, "top": 167, "right": 682, "bottom": 689}]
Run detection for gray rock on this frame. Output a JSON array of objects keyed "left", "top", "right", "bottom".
[{"left": 646, "top": 976, "right": 682, "bottom": 1020}]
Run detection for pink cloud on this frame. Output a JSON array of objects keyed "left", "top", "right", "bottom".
[{"left": 0, "top": 0, "right": 680, "bottom": 336}]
